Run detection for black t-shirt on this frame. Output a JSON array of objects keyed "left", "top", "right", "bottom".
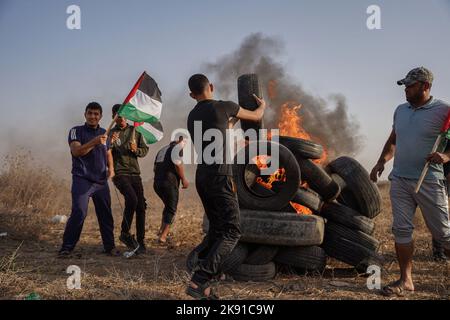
[
  {"left": 154, "top": 142, "right": 183, "bottom": 185},
  {"left": 187, "top": 99, "right": 240, "bottom": 176}
]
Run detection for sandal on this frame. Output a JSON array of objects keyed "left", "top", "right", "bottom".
[
  {"left": 185, "top": 282, "right": 219, "bottom": 300},
  {"left": 381, "top": 282, "right": 412, "bottom": 297}
]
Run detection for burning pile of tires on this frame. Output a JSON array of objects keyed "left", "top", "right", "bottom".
[{"left": 186, "top": 74, "right": 383, "bottom": 282}]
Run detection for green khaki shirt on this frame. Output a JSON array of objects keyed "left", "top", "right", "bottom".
[{"left": 110, "top": 124, "right": 149, "bottom": 176}]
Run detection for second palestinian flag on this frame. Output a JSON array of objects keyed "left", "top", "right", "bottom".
[{"left": 134, "top": 121, "right": 164, "bottom": 144}]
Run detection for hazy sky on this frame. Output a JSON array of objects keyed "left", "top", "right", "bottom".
[{"left": 1, "top": 0, "right": 449, "bottom": 180}]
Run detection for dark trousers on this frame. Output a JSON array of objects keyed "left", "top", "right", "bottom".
[
  {"left": 154, "top": 179, "right": 179, "bottom": 225},
  {"left": 192, "top": 171, "right": 241, "bottom": 285},
  {"left": 113, "top": 175, "right": 147, "bottom": 243},
  {"left": 61, "top": 176, "right": 115, "bottom": 252}
]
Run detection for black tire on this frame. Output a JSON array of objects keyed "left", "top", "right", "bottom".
[
  {"left": 186, "top": 241, "right": 248, "bottom": 274},
  {"left": 320, "top": 203, "right": 375, "bottom": 235},
  {"left": 325, "top": 221, "right": 379, "bottom": 251},
  {"left": 330, "top": 173, "right": 346, "bottom": 189},
  {"left": 327, "top": 157, "right": 382, "bottom": 219},
  {"left": 228, "top": 262, "right": 276, "bottom": 282},
  {"left": 321, "top": 233, "right": 381, "bottom": 272},
  {"left": 274, "top": 246, "right": 326, "bottom": 273},
  {"left": 331, "top": 173, "right": 361, "bottom": 211},
  {"left": 290, "top": 187, "right": 324, "bottom": 213},
  {"left": 238, "top": 74, "right": 264, "bottom": 137},
  {"left": 277, "top": 136, "right": 324, "bottom": 160},
  {"left": 233, "top": 141, "right": 301, "bottom": 211},
  {"left": 239, "top": 209, "right": 324, "bottom": 246},
  {"left": 244, "top": 245, "right": 279, "bottom": 265},
  {"left": 296, "top": 158, "right": 340, "bottom": 201}
]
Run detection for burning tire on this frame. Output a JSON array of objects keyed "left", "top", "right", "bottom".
[
  {"left": 239, "top": 209, "right": 325, "bottom": 246},
  {"left": 320, "top": 203, "right": 375, "bottom": 235},
  {"left": 186, "top": 241, "right": 248, "bottom": 274},
  {"left": 290, "top": 187, "right": 323, "bottom": 213},
  {"left": 274, "top": 246, "right": 326, "bottom": 273},
  {"left": 238, "top": 74, "right": 264, "bottom": 136},
  {"left": 327, "top": 157, "right": 382, "bottom": 219},
  {"left": 321, "top": 233, "right": 382, "bottom": 273},
  {"left": 244, "top": 245, "right": 279, "bottom": 265},
  {"left": 296, "top": 158, "right": 341, "bottom": 201},
  {"left": 233, "top": 141, "right": 301, "bottom": 211},
  {"left": 278, "top": 136, "right": 324, "bottom": 160},
  {"left": 324, "top": 221, "right": 379, "bottom": 252},
  {"left": 228, "top": 262, "right": 277, "bottom": 282}
]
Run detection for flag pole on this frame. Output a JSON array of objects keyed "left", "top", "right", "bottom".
[
  {"left": 415, "top": 134, "right": 443, "bottom": 193},
  {"left": 105, "top": 71, "right": 147, "bottom": 137}
]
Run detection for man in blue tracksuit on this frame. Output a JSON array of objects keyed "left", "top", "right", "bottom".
[{"left": 59, "top": 102, "right": 118, "bottom": 257}]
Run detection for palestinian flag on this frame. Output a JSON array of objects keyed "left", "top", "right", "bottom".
[
  {"left": 134, "top": 121, "right": 164, "bottom": 144},
  {"left": 119, "top": 72, "right": 164, "bottom": 144},
  {"left": 119, "top": 72, "right": 162, "bottom": 123}
]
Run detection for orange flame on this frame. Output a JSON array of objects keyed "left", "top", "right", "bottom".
[
  {"left": 253, "top": 155, "right": 271, "bottom": 169},
  {"left": 252, "top": 155, "right": 286, "bottom": 190},
  {"left": 290, "top": 202, "right": 313, "bottom": 215},
  {"left": 278, "top": 102, "right": 328, "bottom": 164},
  {"left": 255, "top": 168, "right": 286, "bottom": 190}
]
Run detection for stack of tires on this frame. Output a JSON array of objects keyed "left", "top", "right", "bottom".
[{"left": 186, "top": 74, "right": 383, "bottom": 281}]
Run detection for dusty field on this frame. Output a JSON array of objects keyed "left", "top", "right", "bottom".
[{"left": 0, "top": 154, "right": 449, "bottom": 300}]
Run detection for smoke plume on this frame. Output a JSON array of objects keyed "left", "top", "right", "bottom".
[{"left": 205, "top": 33, "right": 363, "bottom": 159}]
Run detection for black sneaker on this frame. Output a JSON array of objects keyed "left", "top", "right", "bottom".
[
  {"left": 137, "top": 242, "right": 147, "bottom": 254},
  {"left": 102, "top": 248, "right": 121, "bottom": 257},
  {"left": 57, "top": 249, "right": 73, "bottom": 258},
  {"left": 120, "top": 233, "right": 138, "bottom": 250}
]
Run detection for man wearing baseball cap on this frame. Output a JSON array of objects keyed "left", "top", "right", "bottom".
[{"left": 371, "top": 67, "right": 450, "bottom": 297}]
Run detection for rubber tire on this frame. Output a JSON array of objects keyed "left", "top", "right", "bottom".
[
  {"left": 238, "top": 74, "right": 264, "bottom": 136},
  {"left": 233, "top": 141, "right": 301, "bottom": 211},
  {"left": 239, "top": 209, "right": 325, "bottom": 246},
  {"left": 186, "top": 241, "right": 249, "bottom": 274},
  {"left": 327, "top": 157, "right": 382, "bottom": 219},
  {"left": 325, "top": 221, "right": 379, "bottom": 251},
  {"left": 244, "top": 245, "right": 279, "bottom": 265},
  {"left": 274, "top": 246, "right": 326, "bottom": 273},
  {"left": 320, "top": 202, "right": 375, "bottom": 235},
  {"left": 290, "top": 187, "right": 324, "bottom": 213},
  {"left": 277, "top": 136, "right": 324, "bottom": 160},
  {"left": 321, "top": 233, "right": 381, "bottom": 272},
  {"left": 331, "top": 173, "right": 361, "bottom": 211},
  {"left": 296, "top": 158, "right": 341, "bottom": 201},
  {"left": 228, "top": 262, "right": 276, "bottom": 282}
]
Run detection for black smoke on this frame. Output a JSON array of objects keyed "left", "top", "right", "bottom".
[{"left": 205, "top": 33, "right": 363, "bottom": 159}]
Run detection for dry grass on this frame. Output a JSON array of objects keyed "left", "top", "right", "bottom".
[
  {"left": 0, "top": 150, "right": 70, "bottom": 240},
  {"left": 0, "top": 153, "right": 449, "bottom": 300}
]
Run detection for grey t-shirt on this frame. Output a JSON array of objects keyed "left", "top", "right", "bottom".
[{"left": 389, "top": 97, "right": 450, "bottom": 181}]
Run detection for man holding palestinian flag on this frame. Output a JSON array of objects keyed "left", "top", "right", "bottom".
[
  {"left": 109, "top": 72, "right": 164, "bottom": 254},
  {"left": 370, "top": 67, "right": 450, "bottom": 297}
]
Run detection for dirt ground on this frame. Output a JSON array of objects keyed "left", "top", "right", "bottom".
[{"left": 0, "top": 180, "right": 449, "bottom": 300}]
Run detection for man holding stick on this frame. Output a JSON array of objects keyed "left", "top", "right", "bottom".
[
  {"left": 370, "top": 67, "right": 450, "bottom": 296},
  {"left": 110, "top": 104, "right": 149, "bottom": 254}
]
